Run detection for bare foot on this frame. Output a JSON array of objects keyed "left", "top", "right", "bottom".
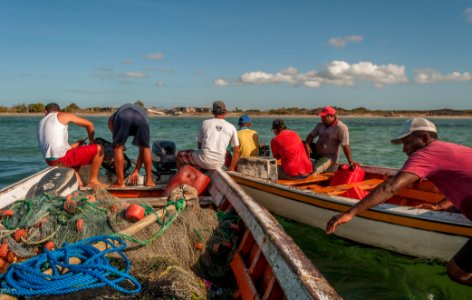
[
  {"left": 87, "top": 180, "right": 108, "bottom": 189},
  {"left": 145, "top": 180, "right": 156, "bottom": 187},
  {"left": 110, "top": 181, "right": 126, "bottom": 188}
]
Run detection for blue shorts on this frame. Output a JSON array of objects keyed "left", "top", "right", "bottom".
[{"left": 112, "top": 107, "right": 150, "bottom": 147}]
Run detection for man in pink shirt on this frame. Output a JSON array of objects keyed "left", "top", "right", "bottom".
[
  {"left": 270, "top": 119, "right": 313, "bottom": 179},
  {"left": 326, "top": 118, "right": 472, "bottom": 286}
]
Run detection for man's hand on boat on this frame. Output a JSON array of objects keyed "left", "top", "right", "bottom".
[
  {"left": 326, "top": 212, "right": 355, "bottom": 234},
  {"left": 415, "top": 197, "right": 454, "bottom": 211},
  {"left": 128, "top": 170, "right": 140, "bottom": 185}
]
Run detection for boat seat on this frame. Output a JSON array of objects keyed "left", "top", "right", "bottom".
[
  {"left": 277, "top": 173, "right": 332, "bottom": 186},
  {"left": 395, "top": 187, "right": 444, "bottom": 203},
  {"left": 308, "top": 178, "right": 444, "bottom": 203},
  {"left": 309, "top": 179, "right": 383, "bottom": 195}
]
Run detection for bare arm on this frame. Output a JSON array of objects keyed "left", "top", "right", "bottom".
[
  {"left": 228, "top": 147, "right": 240, "bottom": 171},
  {"left": 108, "top": 115, "right": 114, "bottom": 133},
  {"left": 305, "top": 133, "right": 314, "bottom": 156},
  {"left": 58, "top": 112, "right": 95, "bottom": 143},
  {"left": 326, "top": 171, "right": 420, "bottom": 234},
  {"left": 342, "top": 145, "right": 354, "bottom": 165}
]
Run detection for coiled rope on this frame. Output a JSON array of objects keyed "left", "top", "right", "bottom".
[{"left": 0, "top": 235, "right": 141, "bottom": 297}]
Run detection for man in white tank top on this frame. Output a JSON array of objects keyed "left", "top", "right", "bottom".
[
  {"left": 37, "top": 103, "right": 105, "bottom": 187},
  {"left": 176, "top": 100, "right": 240, "bottom": 171}
]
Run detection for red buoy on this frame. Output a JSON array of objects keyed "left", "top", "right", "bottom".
[
  {"left": 44, "top": 241, "right": 55, "bottom": 251},
  {"left": 14, "top": 229, "right": 27, "bottom": 242},
  {"left": 0, "top": 243, "right": 9, "bottom": 259},
  {"left": 125, "top": 204, "right": 145, "bottom": 222}
]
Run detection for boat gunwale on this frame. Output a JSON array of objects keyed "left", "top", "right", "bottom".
[
  {"left": 208, "top": 168, "right": 341, "bottom": 300},
  {"left": 0, "top": 166, "right": 57, "bottom": 195}
]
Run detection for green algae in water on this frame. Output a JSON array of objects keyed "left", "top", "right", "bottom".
[{"left": 276, "top": 216, "right": 472, "bottom": 300}]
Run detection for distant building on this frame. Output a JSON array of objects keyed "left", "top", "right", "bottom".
[{"left": 196, "top": 107, "right": 211, "bottom": 113}]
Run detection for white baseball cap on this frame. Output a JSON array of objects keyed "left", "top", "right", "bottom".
[{"left": 390, "top": 118, "right": 437, "bottom": 144}]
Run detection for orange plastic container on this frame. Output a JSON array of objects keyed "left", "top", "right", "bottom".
[
  {"left": 164, "top": 165, "right": 211, "bottom": 196},
  {"left": 330, "top": 164, "right": 365, "bottom": 186}
]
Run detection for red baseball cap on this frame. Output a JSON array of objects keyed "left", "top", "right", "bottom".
[{"left": 319, "top": 106, "right": 336, "bottom": 117}]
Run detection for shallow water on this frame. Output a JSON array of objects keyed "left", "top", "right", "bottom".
[{"left": 1, "top": 115, "right": 472, "bottom": 299}]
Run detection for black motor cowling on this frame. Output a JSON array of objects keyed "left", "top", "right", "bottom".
[
  {"left": 152, "top": 140, "right": 177, "bottom": 175},
  {"left": 95, "top": 137, "right": 132, "bottom": 175}
]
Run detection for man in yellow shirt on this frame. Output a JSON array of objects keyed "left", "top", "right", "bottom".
[{"left": 237, "top": 115, "right": 259, "bottom": 157}]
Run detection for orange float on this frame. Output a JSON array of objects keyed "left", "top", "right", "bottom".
[{"left": 125, "top": 204, "right": 145, "bottom": 222}]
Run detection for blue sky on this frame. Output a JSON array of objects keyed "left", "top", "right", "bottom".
[{"left": 1, "top": 0, "right": 472, "bottom": 110}]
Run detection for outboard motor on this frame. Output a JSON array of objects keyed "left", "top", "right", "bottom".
[
  {"left": 152, "top": 140, "right": 177, "bottom": 179},
  {"left": 95, "top": 137, "right": 132, "bottom": 176}
]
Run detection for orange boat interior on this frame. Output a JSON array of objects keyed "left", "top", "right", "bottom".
[{"left": 277, "top": 169, "right": 444, "bottom": 208}]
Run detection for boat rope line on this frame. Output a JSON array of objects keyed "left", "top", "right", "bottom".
[
  {"left": 113, "top": 198, "right": 186, "bottom": 246},
  {"left": 0, "top": 235, "right": 141, "bottom": 297}
]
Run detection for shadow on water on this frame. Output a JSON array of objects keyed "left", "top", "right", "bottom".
[{"left": 276, "top": 216, "right": 472, "bottom": 300}]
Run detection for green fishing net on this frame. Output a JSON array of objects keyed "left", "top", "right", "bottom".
[{"left": 0, "top": 186, "right": 240, "bottom": 299}]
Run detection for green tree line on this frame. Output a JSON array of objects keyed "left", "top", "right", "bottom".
[{"left": 1, "top": 102, "right": 471, "bottom": 116}]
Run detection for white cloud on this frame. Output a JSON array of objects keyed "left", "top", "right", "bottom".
[
  {"left": 465, "top": 7, "right": 472, "bottom": 22},
  {"left": 415, "top": 69, "right": 472, "bottom": 84},
  {"left": 233, "top": 60, "right": 407, "bottom": 88},
  {"left": 214, "top": 78, "right": 229, "bottom": 86},
  {"left": 145, "top": 53, "right": 165, "bottom": 60},
  {"left": 328, "top": 35, "right": 364, "bottom": 48},
  {"left": 155, "top": 81, "right": 166, "bottom": 87},
  {"left": 123, "top": 71, "right": 148, "bottom": 79}
]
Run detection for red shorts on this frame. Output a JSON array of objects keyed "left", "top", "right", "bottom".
[{"left": 47, "top": 144, "right": 98, "bottom": 168}]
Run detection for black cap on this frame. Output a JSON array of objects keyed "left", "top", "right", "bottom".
[
  {"left": 272, "top": 118, "right": 286, "bottom": 130},
  {"left": 212, "top": 100, "right": 227, "bottom": 115}
]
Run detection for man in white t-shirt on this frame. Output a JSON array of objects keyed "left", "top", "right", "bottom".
[
  {"left": 37, "top": 103, "right": 105, "bottom": 187},
  {"left": 176, "top": 100, "right": 240, "bottom": 171}
]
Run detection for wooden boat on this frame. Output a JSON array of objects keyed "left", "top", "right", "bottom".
[
  {"left": 230, "top": 157, "right": 472, "bottom": 262},
  {"left": 0, "top": 166, "right": 340, "bottom": 300}
]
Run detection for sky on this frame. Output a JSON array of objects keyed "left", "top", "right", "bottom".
[{"left": 1, "top": 0, "right": 472, "bottom": 110}]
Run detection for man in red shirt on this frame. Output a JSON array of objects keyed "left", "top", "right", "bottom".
[
  {"left": 270, "top": 119, "right": 313, "bottom": 179},
  {"left": 326, "top": 118, "right": 472, "bottom": 286}
]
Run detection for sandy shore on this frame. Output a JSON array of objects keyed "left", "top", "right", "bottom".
[{"left": 1, "top": 112, "right": 471, "bottom": 119}]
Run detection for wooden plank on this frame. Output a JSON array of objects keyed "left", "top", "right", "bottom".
[
  {"left": 262, "top": 276, "right": 284, "bottom": 300},
  {"left": 238, "top": 229, "right": 255, "bottom": 257},
  {"left": 309, "top": 179, "right": 383, "bottom": 194},
  {"left": 277, "top": 173, "right": 332, "bottom": 186},
  {"left": 230, "top": 251, "right": 260, "bottom": 300},
  {"left": 120, "top": 197, "right": 168, "bottom": 207},
  {"left": 249, "top": 246, "right": 267, "bottom": 282},
  {"left": 396, "top": 188, "right": 444, "bottom": 203}
]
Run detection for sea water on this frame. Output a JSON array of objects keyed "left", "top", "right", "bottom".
[{"left": 1, "top": 115, "right": 472, "bottom": 299}]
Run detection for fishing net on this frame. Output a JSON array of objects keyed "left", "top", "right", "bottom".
[
  {"left": 0, "top": 186, "right": 239, "bottom": 299},
  {"left": 1, "top": 189, "right": 119, "bottom": 258}
]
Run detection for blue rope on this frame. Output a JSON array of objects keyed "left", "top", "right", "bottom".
[{"left": 0, "top": 235, "right": 141, "bottom": 297}]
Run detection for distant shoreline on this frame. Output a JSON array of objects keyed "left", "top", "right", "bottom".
[{"left": 2, "top": 112, "right": 472, "bottom": 119}]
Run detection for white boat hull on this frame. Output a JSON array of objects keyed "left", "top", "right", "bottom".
[{"left": 230, "top": 172, "right": 471, "bottom": 262}]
